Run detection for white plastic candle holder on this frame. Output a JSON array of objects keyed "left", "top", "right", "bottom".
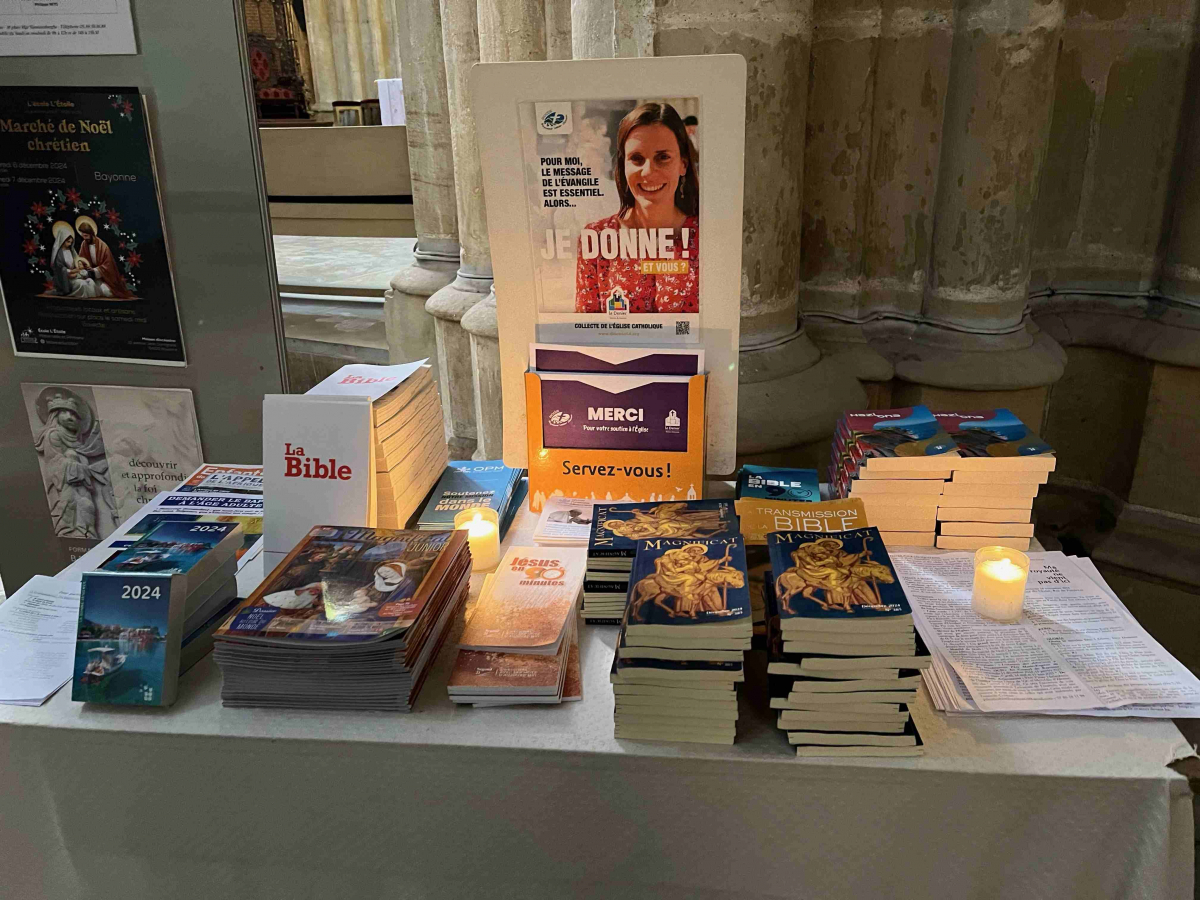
[
  {"left": 455, "top": 507, "right": 501, "bottom": 571},
  {"left": 971, "top": 546, "right": 1030, "bottom": 623}
]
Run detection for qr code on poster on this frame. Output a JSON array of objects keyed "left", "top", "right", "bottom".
[{"left": 676, "top": 321, "right": 690, "bottom": 336}]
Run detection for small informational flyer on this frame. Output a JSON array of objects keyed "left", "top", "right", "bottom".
[
  {"left": 0, "top": 87, "right": 185, "bottom": 364},
  {"left": 20, "top": 383, "right": 202, "bottom": 554},
  {"left": 519, "top": 95, "right": 700, "bottom": 344},
  {"left": 0, "top": 0, "right": 137, "bottom": 57}
]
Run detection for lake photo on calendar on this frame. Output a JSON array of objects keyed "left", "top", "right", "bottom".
[{"left": 72, "top": 637, "right": 167, "bottom": 705}]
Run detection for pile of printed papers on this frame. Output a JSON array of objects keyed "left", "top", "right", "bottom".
[{"left": 893, "top": 550, "right": 1200, "bottom": 717}]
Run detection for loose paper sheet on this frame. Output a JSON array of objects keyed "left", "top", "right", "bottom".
[
  {"left": 0, "top": 575, "right": 81, "bottom": 706},
  {"left": 0, "top": 0, "right": 137, "bottom": 56}
]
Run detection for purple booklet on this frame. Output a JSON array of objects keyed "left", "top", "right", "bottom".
[
  {"left": 531, "top": 343, "right": 704, "bottom": 376},
  {"left": 538, "top": 372, "right": 692, "bottom": 452}
]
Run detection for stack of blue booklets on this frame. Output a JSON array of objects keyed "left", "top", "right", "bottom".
[
  {"left": 71, "top": 520, "right": 244, "bottom": 708},
  {"left": 415, "top": 460, "right": 526, "bottom": 538},
  {"left": 764, "top": 526, "right": 927, "bottom": 757}
]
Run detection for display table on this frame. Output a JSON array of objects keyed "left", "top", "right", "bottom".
[{"left": 0, "top": 498, "right": 1194, "bottom": 900}]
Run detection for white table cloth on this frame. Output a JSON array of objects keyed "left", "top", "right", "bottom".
[{"left": 0, "top": 497, "right": 1194, "bottom": 900}]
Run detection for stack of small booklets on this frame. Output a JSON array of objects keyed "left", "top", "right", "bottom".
[
  {"left": 416, "top": 460, "right": 526, "bottom": 538},
  {"left": 829, "top": 406, "right": 957, "bottom": 547},
  {"left": 72, "top": 520, "right": 244, "bottom": 707},
  {"left": 532, "top": 496, "right": 596, "bottom": 546},
  {"left": 930, "top": 410, "right": 1054, "bottom": 551},
  {"left": 611, "top": 534, "right": 752, "bottom": 744},
  {"left": 765, "top": 527, "right": 929, "bottom": 757},
  {"left": 212, "top": 525, "right": 470, "bottom": 711},
  {"left": 829, "top": 406, "right": 1054, "bottom": 551},
  {"left": 583, "top": 500, "right": 739, "bottom": 624},
  {"left": 447, "top": 547, "right": 586, "bottom": 706}
]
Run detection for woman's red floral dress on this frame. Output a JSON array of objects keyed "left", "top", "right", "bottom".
[{"left": 575, "top": 213, "right": 699, "bottom": 313}]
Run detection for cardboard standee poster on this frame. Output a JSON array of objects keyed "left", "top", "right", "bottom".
[
  {"left": 472, "top": 55, "right": 746, "bottom": 476},
  {"left": 0, "top": 87, "right": 185, "bottom": 365}
]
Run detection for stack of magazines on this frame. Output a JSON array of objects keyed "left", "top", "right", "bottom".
[
  {"left": 764, "top": 527, "right": 929, "bottom": 757},
  {"left": 612, "top": 535, "right": 751, "bottom": 744},
  {"left": 892, "top": 550, "right": 1200, "bottom": 718},
  {"left": 447, "top": 547, "right": 586, "bottom": 706},
  {"left": 212, "top": 525, "right": 470, "bottom": 711},
  {"left": 416, "top": 460, "right": 526, "bottom": 538},
  {"left": 584, "top": 500, "right": 738, "bottom": 624}
]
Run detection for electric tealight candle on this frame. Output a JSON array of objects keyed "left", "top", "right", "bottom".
[
  {"left": 455, "top": 507, "right": 500, "bottom": 571},
  {"left": 971, "top": 546, "right": 1030, "bottom": 622}
]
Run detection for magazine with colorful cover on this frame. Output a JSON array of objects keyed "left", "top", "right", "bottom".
[
  {"left": 214, "top": 526, "right": 465, "bottom": 643},
  {"left": 416, "top": 460, "right": 523, "bottom": 531},
  {"left": 767, "top": 528, "right": 913, "bottom": 628},
  {"left": 736, "top": 465, "right": 819, "bottom": 502},
  {"left": 624, "top": 535, "right": 751, "bottom": 635},
  {"left": 589, "top": 499, "right": 738, "bottom": 561},
  {"left": 175, "top": 464, "right": 263, "bottom": 495},
  {"left": 932, "top": 409, "right": 1055, "bottom": 458},
  {"left": 458, "top": 545, "right": 587, "bottom": 654}
]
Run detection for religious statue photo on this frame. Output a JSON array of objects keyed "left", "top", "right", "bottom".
[
  {"left": 601, "top": 502, "right": 727, "bottom": 541},
  {"left": 630, "top": 542, "right": 745, "bottom": 620},
  {"left": 27, "top": 385, "right": 119, "bottom": 540},
  {"left": 775, "top": 536, "right": 895, "bottom": 615}
]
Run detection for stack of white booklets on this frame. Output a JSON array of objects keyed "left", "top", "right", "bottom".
[
  {"left": 262, "top": 362, "right": 447, "bottom": 561},
  {"left": 894, "top": 550, "right": 1200, "bottom": 717},
  {"left": 612, "top": 535, "right": 752, "bottom": 745},
  {"left": 448, "top": 547, "right": 585, "bottom": 707},
  {"left": 765, "top": 527, "right": 929, "bottom": 757},
  {"left": 931, "top": 411, "right": 1055, "bottom": 551}
]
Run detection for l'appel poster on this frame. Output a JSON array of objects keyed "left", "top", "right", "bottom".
[
  {"left": 520, "top": 96, "right": 700, "bottom": 344},
  {"left": 0, "top": 87, "right": 185, "bottom": 365}
]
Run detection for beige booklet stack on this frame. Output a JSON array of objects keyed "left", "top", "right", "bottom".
[
  {"left": 932, "top": 411, "right": 1055, "bottom": 551},
  {"left": 448, "top": 546, "right": 586, "bottom": 707},
  {"left": 305, "top": 362, "right": 449, "bottom": 530}
]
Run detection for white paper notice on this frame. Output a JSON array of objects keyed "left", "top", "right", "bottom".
[
  {"left": 894, "top": 551, "right": 1200, "bottom": 714},
  {"left": 0, "top": 575, "right": 81, "bottom": 706},
  {"left": 0, "top": 0, "right": 137, "bottom": 56}
]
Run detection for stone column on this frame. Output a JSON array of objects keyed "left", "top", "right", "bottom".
[
  {"left": 653, "top": 0, "right": 867, "bottom": 461},
  {"left": 386, "top": 0, "right": 461, "bottom": 375},
  {"left": 572, "top": 0, "right": 652, "bottom": 59},
  {"left": 302, "top": 0, "right": 340, "bottom": 111},
  {"left": 903, "top": 0, "right": 1066, "bottom": 392},
  {"left": 461, "top": 295, "right": 504, "bottom": 458},
  {"left": 798, "top": 0, "right": 954, "bottom": 386},
  {"left": 426, "top": 0, "right": 492, "bottom": 455},
  {"left": 545, "top": 0, "right": 572, "bottom": 59},
  {"left": 465, "top": 0, "right": 547, "bottom": 460}
]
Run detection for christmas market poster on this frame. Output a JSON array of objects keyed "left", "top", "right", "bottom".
[{"left": 0, "top": 87, "right": 185, "bottom": 365}]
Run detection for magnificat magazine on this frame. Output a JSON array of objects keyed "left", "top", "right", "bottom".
[{"left": 518, "top": 96, "right": 700, "bottom": 344}]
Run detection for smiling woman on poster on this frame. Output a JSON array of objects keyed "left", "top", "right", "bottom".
[{"left": 575, "top": 102, "right": 699, "bottom": 314}]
